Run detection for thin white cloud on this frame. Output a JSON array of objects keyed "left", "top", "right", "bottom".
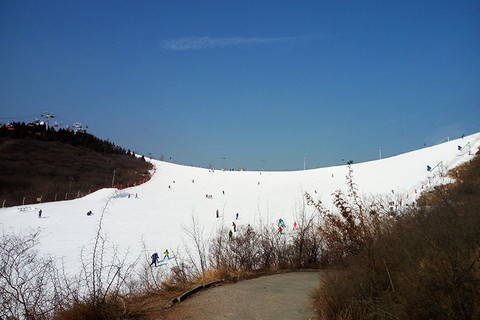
[{"left": 162, "top": 35, "right": 308, "bottom": 51}]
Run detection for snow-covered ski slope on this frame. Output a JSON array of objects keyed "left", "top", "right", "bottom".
[{"left": 1, "top": 132, "right": 479, "bottom": 274}]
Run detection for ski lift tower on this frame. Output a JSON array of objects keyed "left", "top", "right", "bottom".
[
  {"left": 41, "top": 111, "right": 55, "bottom": 129},
  {"left": 458, "top": 142, "right": 472, "bottom": 155},
  {"left": 427, "top": 161, "right": 445, "bottom": 178}
]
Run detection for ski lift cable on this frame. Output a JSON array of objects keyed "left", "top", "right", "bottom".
[
  {"left": 0, "top": 114, "right": 40, "bottom": 121},
  {"left": 436, "top": 137, "right": 450, "bottom": 145}
]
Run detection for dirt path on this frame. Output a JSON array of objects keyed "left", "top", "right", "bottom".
[{"left": 162, "top": 272, "right": 321, "bottom": 320}]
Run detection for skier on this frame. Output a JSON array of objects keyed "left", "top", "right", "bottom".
[
  {"left": 236, "top": 212, "right": 239, "bottom": 220},
  {"left": 232, "top": 222, "right": 237, "bottom": 232},
  {"left": 38, "top": 209, "right": 42, "bottom": 218},
  {"left": 87, "top": 210, "right": 93, "bottom": 216},
  {"left": 229, "top": 229, "right": 233, "bottom": 240},
  {"left": 150, "top": 252, "right": 159, "bottom": 267},
  {"left": 293, "top": 221, "right": 297, "bottom": 230},
  {"left": 216, "top": 210, "right": 219, "bottom": 218},
  {"left": 163, "top": 249, "right": 169, "bottom": 260}
]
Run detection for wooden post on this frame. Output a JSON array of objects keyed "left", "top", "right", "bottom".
[{"left": 2, "top": 199, "right": 5, "bottom": 208}]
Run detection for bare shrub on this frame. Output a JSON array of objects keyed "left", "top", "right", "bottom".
[
  {"left": 290, "top": 202, "right": 323, "bottom": 268},
  {"left": 0, "top": 230, "right": 64, "bottom": 319},
  {"left": 129, "top": 239, "right": 169, "bottom": 295},
  {"left": 226, "top": 228, "right": 261, "bottom": 271},
  {"left": 58, "top": 196, "right": 138, "bottom": 319},
  {"left": 181, "top": 214, "right": 210, "bottom": 277},
  {"left": 306, "top": 164, "right": 394, "bottom": 263},
  {"left": 314, "top": 153, "right": 480, "bottom": 319}
]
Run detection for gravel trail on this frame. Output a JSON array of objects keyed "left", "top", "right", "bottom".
[{"left": 163, "top": 272, "right": 321, "bottom": 320}]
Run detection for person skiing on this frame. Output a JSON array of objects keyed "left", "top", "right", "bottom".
[
  {"left": 293, "top": 221, "right": 297, "bottom": 230},
  {"left": 150, "top": 252, "right": 159, "bottom": 267},
  {"left": 232, "top": 222, "right": 237, "bottom": 232},
  {"left": 163, "top": 249, "right": 169, "bottom": 260},
  {"left": 229, "top": 229, "right": 233, "bottom": 240},
  {"left": 216, "top": 209, "right": 219, "bottom": 218},
  {"left": 38, "top": 209, "right": 42, "bottom": 218},
  {"left": 236, "top": 212, "right": 239, "bottom": 220}
]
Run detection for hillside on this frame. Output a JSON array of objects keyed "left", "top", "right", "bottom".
[
  {"left": 1, "top": 131, "right": 479, "bottom": 277},
  {"left": 0, "top": 122, "right": 152, "bottom": 207},
  {"left": 1, "top": 131, "right": 479, "bottom": 319}
]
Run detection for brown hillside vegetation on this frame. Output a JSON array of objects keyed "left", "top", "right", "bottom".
[
  {"left": 0, "top": 123, "right": 152, "bottom": 207},
  {"left": 315, "top": 149, "right": 480, "bottom": 320}
]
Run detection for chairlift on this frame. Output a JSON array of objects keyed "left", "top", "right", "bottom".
[
  {"left": 71, "top": 122, "right": 85, "bottom": 133},
  {"left": 41, "top": 111, "right": 54, "bottom": 119}
]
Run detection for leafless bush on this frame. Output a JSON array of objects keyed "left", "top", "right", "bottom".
[
  {"left": 314, "top": 153, "right": 480, "bottom": 319},
  {"left": 0, "top": 230, "right": 64, "bottom": 319},
  {"left": 306, "top": 164, "right": 395, "bottom": 263},
  {"left": 181, "top": 214, "right": 211, "bottom": 278},
  {"left": 287, "top": 201, "right": 322, "bottom": 268},
  {"left": 59, "top": 196, "right": 138, "bottom": 319},
  {"left": 129, "top": 238, "right": 168, "bottom": 295},
  {"left": 207, "top": 205, "right": 324, "bottom": 273}
]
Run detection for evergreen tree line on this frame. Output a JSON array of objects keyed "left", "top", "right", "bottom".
[{"left": 0, "top": 122, "right": 138, "bottom": 157}]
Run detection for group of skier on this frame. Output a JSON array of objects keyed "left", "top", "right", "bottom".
[
  {"left": 150, "top": 249, "right": 171, "bottom": 267},
  {"left": 278, "top": 218, "right": 297, "bottom": 233}
]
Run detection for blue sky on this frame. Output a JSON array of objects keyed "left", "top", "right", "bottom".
[{"left": 1, "top": 1, "right": 479, "bottom": 170}]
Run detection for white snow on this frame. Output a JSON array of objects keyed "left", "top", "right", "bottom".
[{"left": 1, "top": 133, "right": 479, "bottom": 274}]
